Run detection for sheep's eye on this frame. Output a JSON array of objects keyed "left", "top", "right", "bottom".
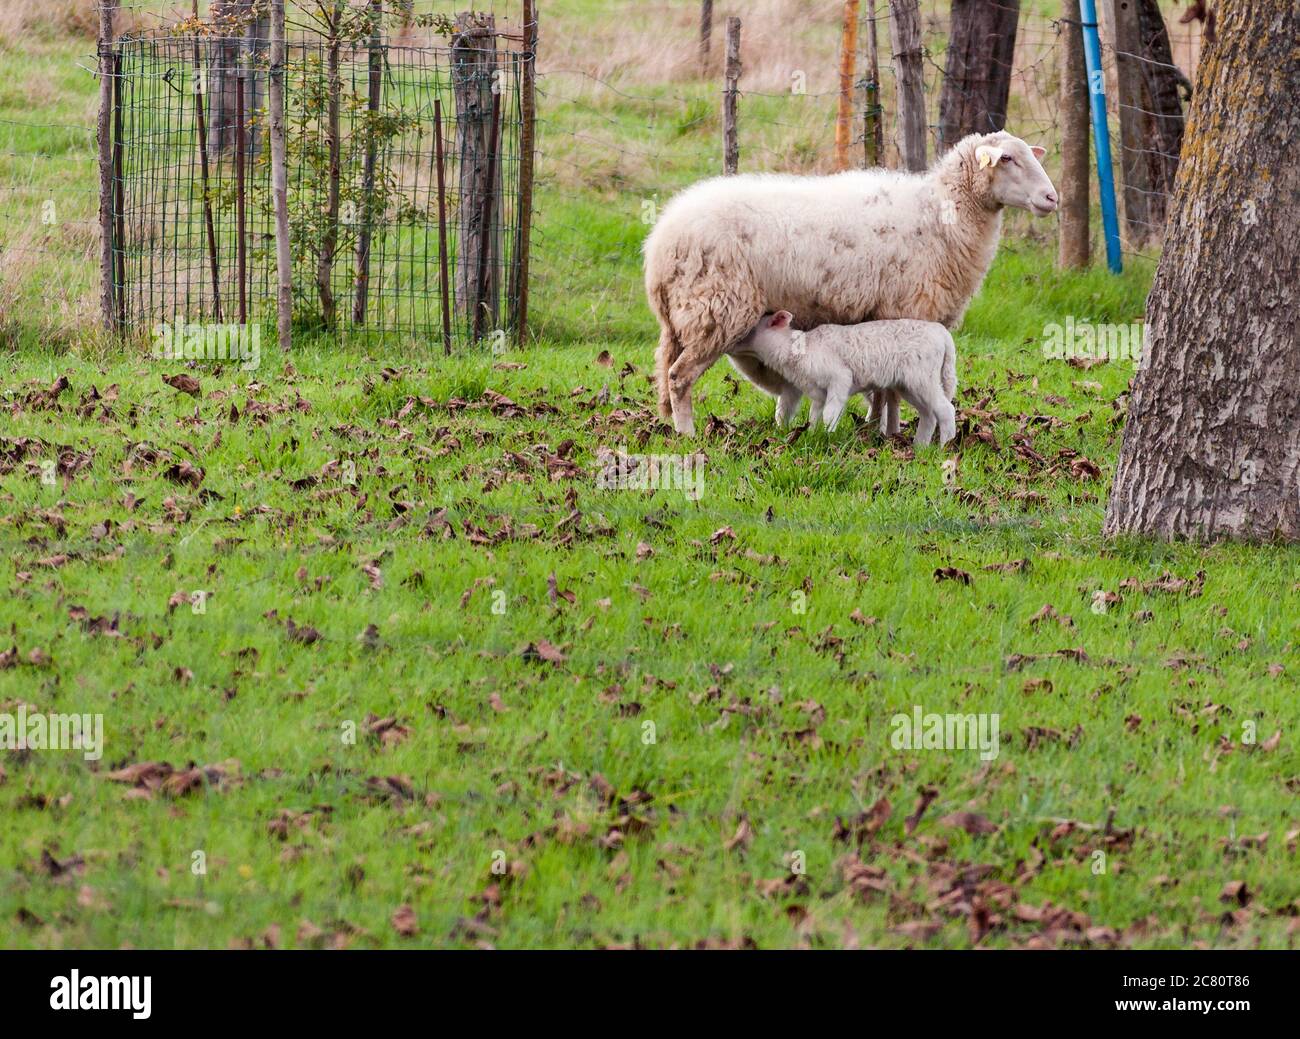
[{"left": 1000, "top": 154, "right": 1014, "bottom": 165}]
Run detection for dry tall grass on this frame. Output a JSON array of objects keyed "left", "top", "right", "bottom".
[
  {"left": 541, "top": 0, "right": 846, "bottom": 94},
  {"left": 0, "top": 0, "right": 99, "bottom": 48}
]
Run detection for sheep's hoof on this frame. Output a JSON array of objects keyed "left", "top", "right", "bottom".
[{"left": 673, "top": 415, "right": 696, "bottom": 437}]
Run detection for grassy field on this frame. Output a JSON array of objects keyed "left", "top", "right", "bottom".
[{"left": 3, "top": 3, "right": 1297, "bottom": 951}]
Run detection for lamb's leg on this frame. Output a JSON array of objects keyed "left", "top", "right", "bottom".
[
  {"left": 894, "top": 387, "right": 932, "bottom": 445},
  {"left": 820, "top": 370, "right": 855, "bottom": 433},
  {"left": 922, "top": 381, "right": 956, "bottom": 446},
  {"left": 867, "top": 389, "right": 884, "bottom": 426},
  {"left": 871, "top": 388, "right": 900, "bottom": 437},
  {"left": 808, "top": 390, "right": 826, "bottom": 428},
  {"left": 899, "top": 385, "right": 942, "bottom": 446},
  {"left": 935, "top": 399, "right": 957, "bottom": 446},
  {"left": 776, "top": 384, "right": 804, "bottom": 426}
]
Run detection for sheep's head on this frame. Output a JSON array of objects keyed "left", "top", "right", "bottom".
[{"left": 970, "top": 132, "right": 1058, "bottom": 216}]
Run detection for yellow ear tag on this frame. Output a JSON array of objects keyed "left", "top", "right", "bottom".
[{"left": 976, "top": 146, "right": 1000, "bottom": 169}]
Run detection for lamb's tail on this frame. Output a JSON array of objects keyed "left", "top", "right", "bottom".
[{"left": 940, "top": 332, "right": 957, "bottom": 400}]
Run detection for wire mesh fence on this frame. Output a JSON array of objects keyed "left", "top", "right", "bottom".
[
  {"left": 105, "top": 3, "right": 528, "bottom": 347},
  {"left": 0, "top": 1, "right": 1204, "bottom": 351}
]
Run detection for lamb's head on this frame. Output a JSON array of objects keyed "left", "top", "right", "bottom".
[
  {"left": 963, "top": 132, "right": 1058, "bottom": 216},
  {"left": 736, "top": 311, "right": 796, "bottom": 355}
]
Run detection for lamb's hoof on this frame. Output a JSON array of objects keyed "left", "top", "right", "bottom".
[{"left": 673, "top": 415, "right": 696, "bottom": 437}]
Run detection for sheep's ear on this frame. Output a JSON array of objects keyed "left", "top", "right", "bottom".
[
  {"left": 770, "top": 311, "right": 793, "bottom": 329},
  {"left": 975, "top": 144, "right": 1003, "bottom": 169},
  {"left": 1030, "top": 145, "right": 1047, "bottom": 160}
]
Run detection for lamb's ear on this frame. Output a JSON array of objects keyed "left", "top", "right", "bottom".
[
  {"left": 770, "top": 310, "right": 793, "bottom": 329},
  {"left": 975, "top": 144, "right": 1003, "bottom": 169},
  {"left": 1030, "top": 145, "right": 1047, "bottom": 160}
]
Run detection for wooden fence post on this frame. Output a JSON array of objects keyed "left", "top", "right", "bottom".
[
  {"left": 97, "top": 0, "right": 118, "bottom": 333},
  {"left": 434, "top": 98, "right": 452, "bottom": 355},
  {"left": 888, "top": 0, "right": 926, "bottom": 172},
  {"left": 269, "top": 0, "right": 292, "bottom": 350},
  {"left": 512, "top": 0, "right": 538, "bottom": 347},
  {"left": 315, "top": 2, "right": 344, "bottom": 329},
  {"left": 453, "top": 11, "right": 501, "bottom": 336},
  {"left": 722, "top": 17, "right": 740, "bottom": 175},
  {"left": 863, "top": 0, "right": 883, "bottom": 166},
  {"left": 835, "top": 0, "right": 859, "bottom": 172},
  {"left": 190, "top": 0, "right": 223, "bottom": 322},
  {"left": 1100, "top": 0, "right": 1151, "bottom": 245},
  {"left": 1058, "top": 0, "right": 1090, "bottom": 268},
  {"left": 699, "top": 0, "right": 713, "bottom": 75},
  {"left": 353, "top": 0, "right": 384, "bottom": 325}
]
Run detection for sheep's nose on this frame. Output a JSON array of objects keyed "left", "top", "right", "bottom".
[{"left": 1043, "top": 190, "right": 1059, "bottom": 207}]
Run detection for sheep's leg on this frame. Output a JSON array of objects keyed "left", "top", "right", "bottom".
[
  {"left": 667, "top": 351, "right": 716, "bottom": 437},
  {"left": 775, "top": 384, "right": 804, "bottom": 426},
  {"left": 727, "top": 354, "right": 787, "bottom": 398},
  {"left": 820, "top": 371, "right": 854, "bottom": 433},
  {"left": 885, "top": 390, "right": 901, "bottom": 437},
  {"left": 654, "top": 327, "right": 679, "bottom": 421},
  {"left": 666, "top": 295, "right": 761, "bottom": 437}
]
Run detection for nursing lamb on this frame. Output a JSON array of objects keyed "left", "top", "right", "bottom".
[
  {"left": 730, "top": 313, "right": 957, "bottom": 446},
  {"left": 644, "top": 130, "right": 1057, "bottom": 435}
]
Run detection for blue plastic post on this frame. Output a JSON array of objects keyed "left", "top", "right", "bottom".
[{"left": 1078, "top": 0, "right": 1122, "bottom": 273}]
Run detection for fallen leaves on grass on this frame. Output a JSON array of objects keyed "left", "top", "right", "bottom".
[
  {"left": 162, "top": 373, "right": 202, "bottom": 397},
  {"left": 522, "top": 639, "right": 566, "bottom": 665},
  {"left": 391, "top": 904, "right": 419, "bottom": 937},
  {"left": 102, "top": 760, "right": 233, "bottom": 798}
]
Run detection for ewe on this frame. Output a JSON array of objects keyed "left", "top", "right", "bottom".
[
  {"left": 644, "top": 131, "right": 1057, "bottom": 436},
  {"left": 730, "top": 312, "right": 958, "bottom": 446}
]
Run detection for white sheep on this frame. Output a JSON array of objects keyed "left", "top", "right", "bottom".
[
  {"left": 730, "top": 313, "right": 957, "bottom": 446},
  {"left": 644, "top": 131, "right": 1057, "bottom": 436}
]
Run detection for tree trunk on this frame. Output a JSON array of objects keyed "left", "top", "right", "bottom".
[
  {"left": 888, "top": 0, "right": 926, "bottom": 171},
  {"left": 938, "top": 0, "right": 1020, "bottom": 151},
  {"left": 1134, "top": 0, "right": 1186, "bottom": 233},
  {"left": 1057, "top": 0, "right": 1089, "bottom": 269},
  {"left": 1103, "top": 0, "right": 1300, "bottom": 542}
]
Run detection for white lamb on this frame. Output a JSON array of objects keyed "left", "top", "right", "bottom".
[
  {"left": 644, "top": 131, "right": 1057, "bottom": 436},
  {"left": 730, "top": 313, "right": 957, "bottom": 446}
]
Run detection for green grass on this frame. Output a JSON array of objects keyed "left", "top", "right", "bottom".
[
  {"left": 3, "top": 3, "right": 1296, "bottom": 951},
  {"left": 3, "top": 250, "right": 1298, "bottom": 949}
]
